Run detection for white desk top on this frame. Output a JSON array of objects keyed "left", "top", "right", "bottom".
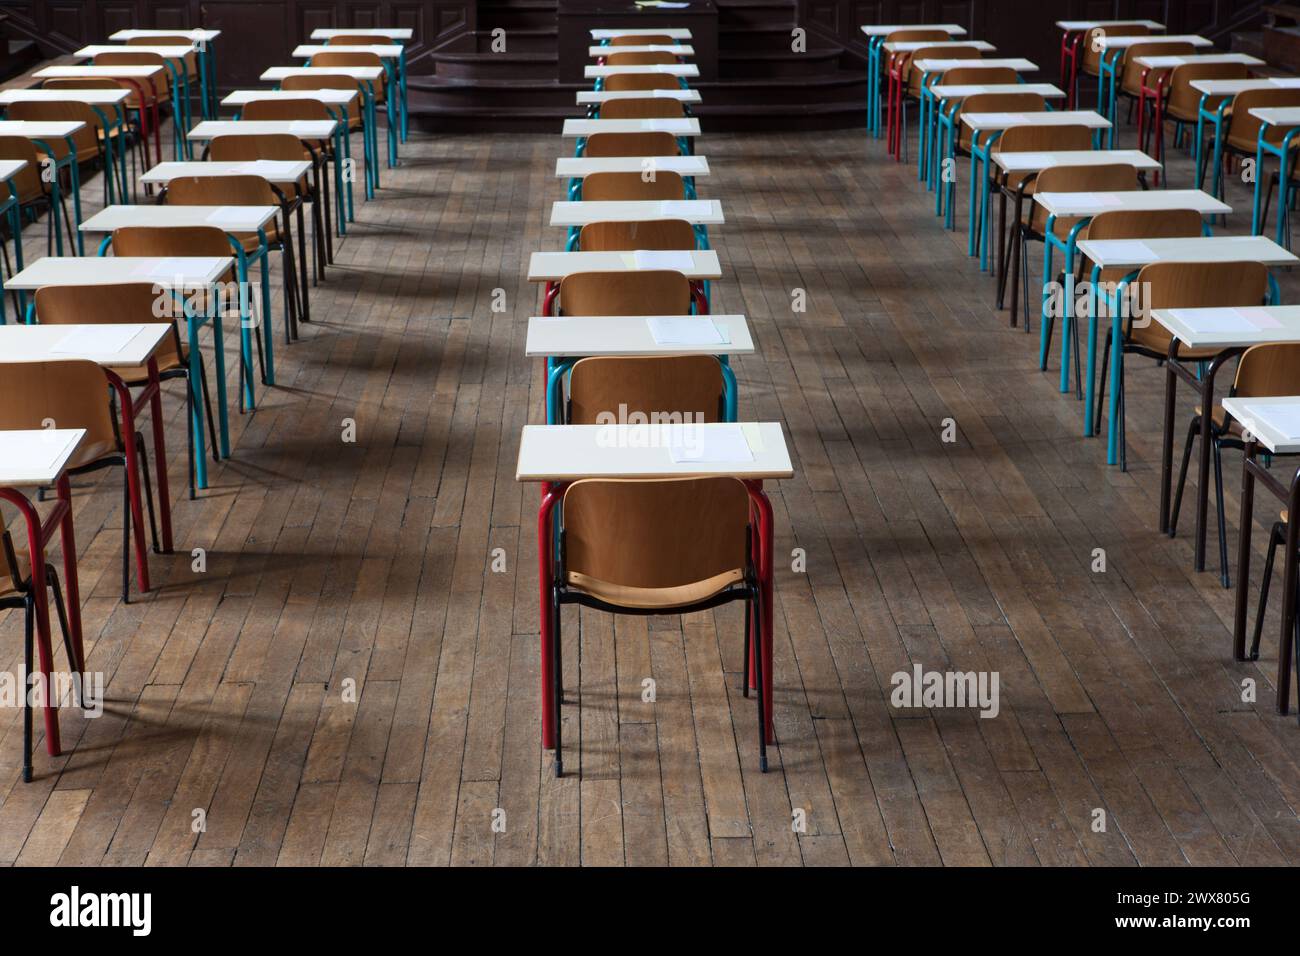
[
  {"left": 1192, "top": 78, "right": 1300, "bottom": 96},
  {"left": 883, "top": 40, "right": 995, "bottom": 53},
  {"left": 860, "top": 24, "right": 966, "bottom": 37},
  {"left": 556, "top": 155, "right": 709, "bottom": 178},
  {"left": 33, "top": 65, "right": 164, "bottom": 79},
  {"left": 930, "top": 83, "right": 1065, "bottom": 99},
  {"left": 260, "top": 66, "right": 385, "bottom": 82},
  {"left": 516, "top": 422, "right": 792, "bottom": 482},
  {"left": 1249, "top": 107, "right": 1300, "bottom": 127},
  {"left": 1094, "top": 34, "right": 1211, "bottom": 50},
  {"left": 1074, "top": 235, "right": 1298, "bottom": 268},
  {"left": 585, "top": 64, "right": 699, "bottom": 78},
  {"left": 960, "top": 110, "right": 1110, "bottom": 131},
  {"left": 1056, "top": 20, "right": 1164, "bottom": 31},
  {"left": 550, "top": 199, "right": 722, "bottom": 226},
  {"left": 312, "top": 28, "right": 413, "bottom": 40},
  {"left": 0, "top": 429, "right": 86, "bottom": 486},
  {"left": 1033, "top": 188, "right": 1230, "bottom": 217},
  {"left": 0, "top": 159, "right": 27, "bottom": 181},
  {"left": 292, "top": 43, "right": 402, "bottom": 58},
  {"left": 0, "top": 89, "right": 131, "bottom": 106},
  {"left": 994, "top": 149, "right": 1161, "bottom": 174},
  {"left": 914, "top": 58, "right": 1038, "bottom": 73},
  {"left": 592, "top": 28, "right": 692, "bottom": 39},
  {"left": 0, "top": 120, "right": 85, "bottom": 139},
  {"left": 563, "top": 117, "right": 699, "bottom": 136},
  {"left": 6, "top": 256, "right": 233, "bottom": 291},
  {"left": 528, "top": 249, "right": 721, "bottom": 282},
  {"left": 188, "top": 119, "right": 338, "bottom": 140},
  {"left": 110, "top": 29, "right": 221, "bottom": 41},
  {"left": 1132, "top": 53, "right": 1262, "bottom": 69},
  {"left": 525, "top": 314, "right": 753, "bottom": 357},
  {"left": 577, "top": 88, "right": 701, "bottom": 104},
  {"left": 0, "top": 323, "right": 170, "bottom": 366},
  {"left": 588, "top": 44, "right": 693, "bottom": 56},
  {"left": 140, "top": 160, "right": 312, "bottom": 186},
  {"left": 80, "top": 204, "right": 281, "bottom": 234},
  {"left": 1151, "top": 305, "right": 1300, "bottom": 349},
  {"left": 1221, "top": 396, "right": 1300, "bottom": 453},
  {"left": 223, "top": 89, "right": 358, "bottom": 107},
  {"left": 75, "top": 44, "right": 195, "bottom": 60}
]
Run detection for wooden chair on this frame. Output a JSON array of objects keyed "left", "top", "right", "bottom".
[
  {"left": 92, "top": 50, "right": 174, "bottom": 158},
  {"left": 164, "top": 173, "right": 303, "bottom": 347},
  {"left": 35, "top": 282, "right": 218, "bottom": 500},
  {"left": 611, "top": 34, "right": 675, "bottom": 45},
  {"left": 992, "top": 124, "right": 1097, "bottom": 324},
  {"left": 583, "top": 132, "right": 680, "bottom": 156},
  {"left": 0, "top": 360, "right": 160, "bottom": 603},
  {"left": 1203, "top": 345, "right": 1300, "bottom": 669},
  {"left": 0, "top": 136, "right": 50, "bottom": 303},
  {"left": 551, "top": 476, "right": 767, "bottom": 774},
  {"left": 606, "top": 51, "right": 676, "bottom": 65},
  {"left": 0, "top": 509, "right": 79, "bottom": 782},
  {"left": 578, "top": 219, "right": 695, "bottom": 251},
  {"left": 1098, "top": 259, "right": 1269, "bottom": 477},
  {"left": 40, "top": 77, "right": 145, "bottom": 197},
  {"left": 604, "top": 74, "right": 680, "bottom": 92},
  {"left": 240, "top": 98, "right": 339, "bottom": 249},
  {"left": 599, "top": 98, "right": 685, "bottom": 119},
  {"left": 310, "top": 50, "right": 389, "bottom": 133},
  {"left": 210, "top": 132, "right": 322, "bottom": 308},
  {"left": 557, "top": 270, "right": 691, "bottom": 315},
  {"left": 4, "top": 101, "right": 109, "bottom": 211},
  {"left": 1216, "top": 88, "right": 1300, "bottom": 209},
  {"left": 941, "top": 66, "right": 1020, "bottom": 86},
  {"left": 581, "top": 170, "right": 685, "bottom": 201},
  {"left": 328, "top": 33, "right": 400, "bottom": 45},
  {"left": 888, "top": 45, "right": 982, "bottom": 160},
  {"left": 1160, "top": 62, "right": 1250, "bottom": 179},
  {"left": 1080, "top": 24, "right": 1149, "bottom": 102},
  {"left": 566, "top": 354, "right": 725, "bottom": 424},
  {"left": 1028, "top": 164, "right": 1141, "bottom": 387}
]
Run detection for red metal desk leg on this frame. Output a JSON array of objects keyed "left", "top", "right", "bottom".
[
  {"left": 538, "top": 483, "right": 561, "bottom": 749},
  {"left": 144, "top": 358, "right": 174, "bottom": 553},
  {"left": 55, "top": 474, "right": 85, "bottom": 674}
]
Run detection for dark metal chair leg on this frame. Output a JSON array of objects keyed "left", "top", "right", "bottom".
[
  {"left": 1170, "top": 416, "right": 1201, "bottom": 535},
  {"left": 742, "top": 597, "right": 751, "bottom": 699},
  {"left": 1251, "top": 521, "right": 1285, "bottom": 661},
  {"left": 552, "top": 588, "right": 564, "bottom": 778},
  {"left": 22, "top": 593, "right": 33, "bottom": 782},
  {"left": 1213, "top": 438, "right": 1230, "bottom": 587},
  {"left": 752, "top": 585, "right": 768, "bottom": 773}
]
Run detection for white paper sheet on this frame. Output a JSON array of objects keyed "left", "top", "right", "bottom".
[
  {"left": 634, "top": 250, "right": 695, "bottom": 270},
  {"left": 1091, "top": 240, "right": 1152, "bottom": 262},
  {"left": 1245, "top": 403, "right": 1300, "bottom": 440},
  {"left": 668, "top": 423, "right": 754, "bottom": 463},
  {"left": 1166, "top": 308, "right": 1244, "bottom": 334},
  {"left": 658, "top": 200, "right": 703, "bottom": 217},
  {"left": 646, "top": 316, "right": 727, "bottom": 346},
  {"left": 51, "top": 324, "right": 143, "bottom": 355}
]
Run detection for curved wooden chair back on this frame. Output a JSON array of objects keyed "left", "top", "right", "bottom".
[
  {"left": 35, "top": 283, "right": 183, "bottom": 369},
  {"left": 611, "top": 34, "right": 675, "bottom": 46},
  {"left": 956, "top": 92, "right": 1046, "bottom": 149},
  {"left": 1227, "top": 88, "right": 1300, "bottom": 150},
  {"left": 329, "top": 34, "right": 398, "bottom": 45},
  {"left": 607, "top": 51, "right": 676, "bottom": 65},
  {"left": 92, "top": 51, "right": 169, "bottom": 97},
  {"left": 1119, "top": 41, "right": 1195, "bottom": 94},
  {"left": 1165, "top": 62, "right": 1251, "bottom": 120},
  {"left": 558, "top": 270, "right": 691, "bottom": 315},
  {"left": 567, "top": 354, "right": 725, "bottom": 424},
  {"left": 994, "top": 124, "right": 1095, "bottom": 154},
  {"left": 584, "top": 132, "right": 680, "bottom": 156},
  {"left": 605, "top": 73, "right": 680, "bottom": 91},
  {"left": 5, "top": 101, "right": 101, "bottom": 158},
  {"left": 561, "top": 477, "right": 750, "bottom": 605},
  {"left": 599, "top": 98, "right": 685, "bottom": 119},
  {"left": 111, "top": 223, "right": 233, "bottom": 258},
  {"left": 310, "top": 51, "right": 386, "bottom": 91},
  {"left": 1234, "top": 343, "right": 1300, "bottom": 395},
  {"left": 1081, "top": 208, "right": 1204, "bottom": 284},
  {"left": 281, "top": 74, "right": 365, "bottom": 128},
  {"left": 1081, "top": 25, "right": 1149, "bottom": 76},
  {"left": 579, "top": 219, "right": 695, "bottom": 251},
  {"left": 1029, "top": 163, "right": 1140, "bottom": 237},
  {"left": 165, "top": 173, "right": 278, "bottom": 207},
  {"left": 942, "top": 66, "right": 1020, "bottom": 86},
  {"left": 905, "top": 47, "right": 981, "bottom": 94},
  {"left": 126, "top": 35, "right": 199, "bottom": 72},
  {"left": 1132, "top": 261, "right": 1269, "bottom": 352},
  {"left": 0, "top": 361, "right": 119, "bottom": 465},
  {"left": 581, "top": 170, "right": 684, "bottom": 201}
]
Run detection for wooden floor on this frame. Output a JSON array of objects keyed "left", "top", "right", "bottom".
[{"left": 1, "top": 115, "right": 1299, "bottom": 867}]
